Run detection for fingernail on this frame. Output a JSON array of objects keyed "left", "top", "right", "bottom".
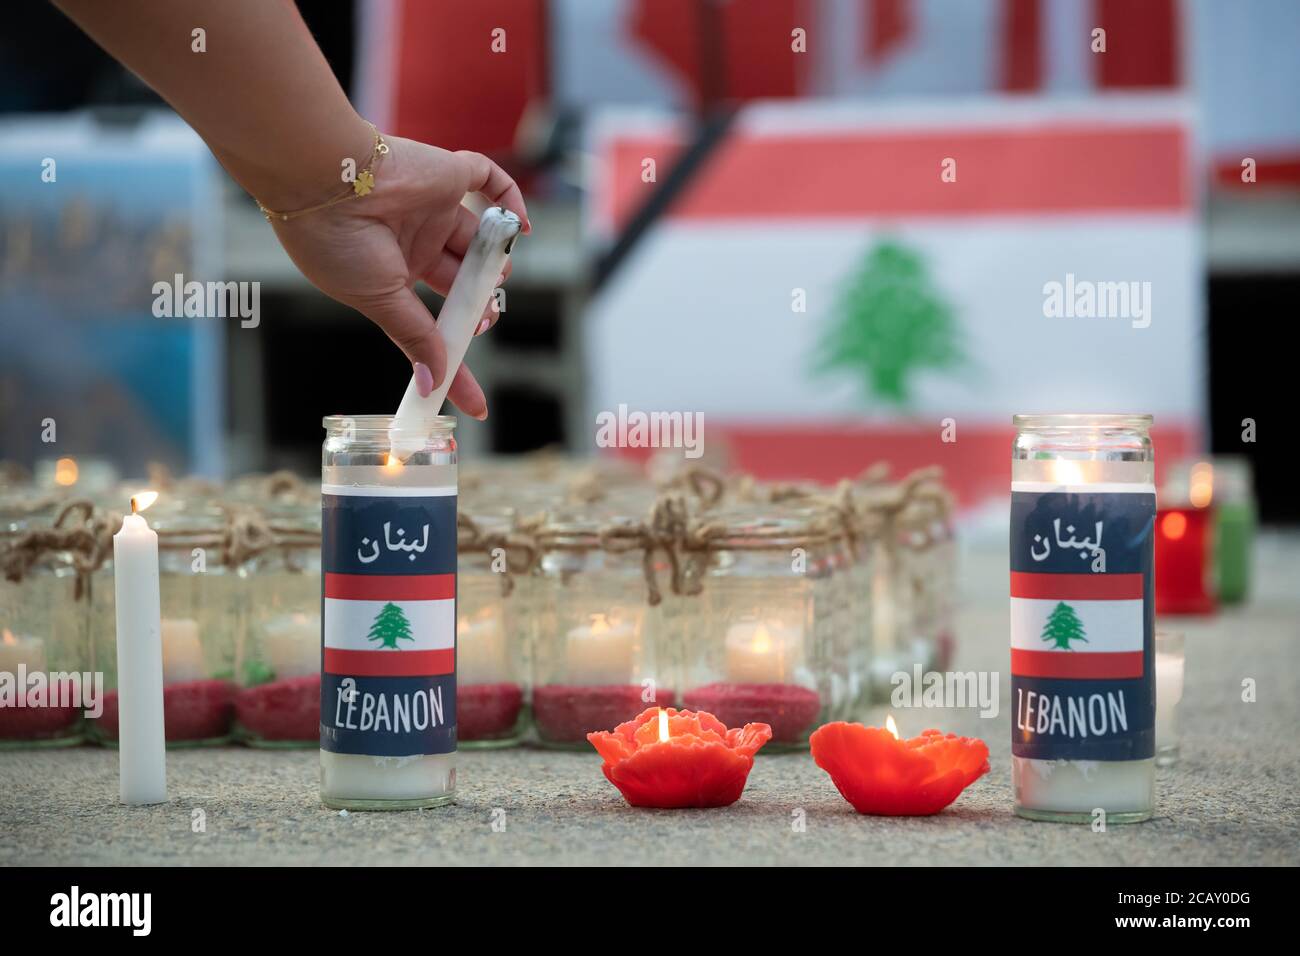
[
  {"left": 413, "top": 362, "right": 434, "bottom": 397},
  {"left": 475, "top": 317, "right": 491, "bottom": 336},
  {"left": 473, "top": 406, "right": 488, "bottom": 421},
  {"left": 496, "top": 273, "right": 505, "bottom": 286}
]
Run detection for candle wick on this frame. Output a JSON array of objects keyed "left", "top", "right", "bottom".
[{"left": 130, "top": 497, "right": 138, "bottom": 515}]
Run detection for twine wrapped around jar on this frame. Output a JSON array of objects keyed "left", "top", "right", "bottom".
[
  {"left": 1, "top": 500, "right": 117, "bottom": 599},
  {"left": 457, "top": 512, "right": 539, "bottom": 596}
]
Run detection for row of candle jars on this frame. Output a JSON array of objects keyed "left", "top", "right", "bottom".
[
  {"left": 0, "top": 493, "right": 324, "bottom": 749},
  {"left": 1, "top": 465, "right": 956, "bottom": 751}
]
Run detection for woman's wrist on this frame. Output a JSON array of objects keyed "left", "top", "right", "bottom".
[{"left": 216, "top": 109, "right": 377, "bottom": 213}]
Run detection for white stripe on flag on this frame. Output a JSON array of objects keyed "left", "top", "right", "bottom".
[
  {"left": 324, "top": 598, "right": 455, "bottom": 652},
  {"left": 1010, "top": 598, "right": 1143, "bottom": 653}
]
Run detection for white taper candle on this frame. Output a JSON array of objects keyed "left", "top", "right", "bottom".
[{"left": 113, "top": 492, "right": 167, "bottom": 805}]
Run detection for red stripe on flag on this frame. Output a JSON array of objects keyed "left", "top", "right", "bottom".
[
  {"left": 1001, "top": 0, "right": 1042, "bottom": 91},
  {"left": 669, "top": 126, "right": 1190, "bottom": 219},
  {"left": 323, "top": 648, "right": 454, "bottom": 678},
  {"left": 1011, "top": 572, "right": 1144, "bottom": 600},
  {"left": 1012, "top": 649, "right": 1144, "bottom": 679},
  {"left": 324, "top": 573, "right": 455, "bottom": 602}
]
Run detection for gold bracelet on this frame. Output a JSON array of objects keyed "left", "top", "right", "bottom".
[{"left": 255, "top": 122, "right": 389, "bottom": 222}]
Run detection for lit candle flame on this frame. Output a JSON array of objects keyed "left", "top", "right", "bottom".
[
  {"left": 590, "top": 613, "right": 610, "bottom": 635},
  {"left": 1051, "top": 459, "right": 1086, "bottom": 485},
  {"left": 130, "top": 490, "right": 159, "bottom": 515},
  {"left": 1161, "top": 511, "right": 1188, "bottom": 541},
  {"left": 658, "top": 707, "right": 669, "bottom": 743},
  {"left": 2, "top": 629, "right": 15, "bottom": 646},
  {"left": 885, "top": 714, "right": 900, "bottom": 739},
  {"left": 1189, "top": 462, "right": 1214, "bottom": 509},
  {"left": 751, "top": 623, "right": 772, "bottom": 654},
  {"left": 384, "top": 453, "right": 402, "bottom": 472},
  {"left": 54, "top": 457, "right": 79, "bottom": 486}
]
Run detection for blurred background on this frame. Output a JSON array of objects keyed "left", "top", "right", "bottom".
[{"left": 0, "top": 0, "right": 1296, "bottom": 520}]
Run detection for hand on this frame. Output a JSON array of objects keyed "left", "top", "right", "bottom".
[{"left": 267, "top": 133, "right": 530, "bottom": 419}]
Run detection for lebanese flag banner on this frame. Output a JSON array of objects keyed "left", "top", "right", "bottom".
[
  {"left": 1009, "top": 577, "right": 1145, "bottom": 680},
  {"left": 584, "top": 98, "right": 1201, "bottom": 507},
  {"left": 322, "top": 588, "right": 456, "bottom": 678}
]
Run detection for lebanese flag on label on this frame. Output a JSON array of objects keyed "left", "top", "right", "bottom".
[
  {"left": 323, "top": 573, "right": 455, "bottom": 678},
  {"left": 1010, "top": 572, "right": 1143, "bottom": 679}
]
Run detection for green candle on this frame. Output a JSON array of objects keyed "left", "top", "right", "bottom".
[{"left": 1215, "top": 498, "right": 1255, "bottom": 604}]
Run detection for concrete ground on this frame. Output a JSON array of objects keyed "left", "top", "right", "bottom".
[{"left": 3, "top": 535, "right": 1298, "bottom": 866}]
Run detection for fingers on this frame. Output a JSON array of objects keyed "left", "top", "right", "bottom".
[
  {"left": 446, "top": 363, "right": 487, "bottom": 420},
  {"left": 444, "top": 205, "right": 480, "bottom": 259},
  {"left": 455, "top": 150, "right": 531, "bottom": 233},
  {"left": 423, "top": 247, "right": 511, "bottom": 295},
  {"left": 353, "top": 286, "right": 447, "bottom": 389}
]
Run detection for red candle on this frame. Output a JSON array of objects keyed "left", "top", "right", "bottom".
[
  {"left": 1154, "top": 506, "right": 1216, "bottom": 615},
  {"left": 810, "top": 717, "right": 989, "bottom": 815},
  {"left": 533, "top": 684, "right": 676, "bottom": 744},
  {"left": 588, "top": 707, "right": 773, "bottom": 808}
]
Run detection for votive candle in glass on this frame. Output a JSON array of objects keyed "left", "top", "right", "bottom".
[
  {"left": 1155, "top": 630, "right": 1184, "bottom": 766},
  {"left": 319, "top": 415, "right": 458, "bottom": 810},
  {"left": 1011, "top": 414, "right": 1156, "bottom": 824}
]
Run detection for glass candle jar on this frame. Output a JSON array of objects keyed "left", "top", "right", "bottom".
[
  {"left": 1155, "top": 461, "right": 1217, "bottom": 615},
  {"left": 679, "top": 506, "right": 833, "bottom": 750},
  {"left": 320, "top": 415, "right": 458, "bottom": 810},
  {"left": 531, "top": 508, "right": 674, "bottom": 748},
  {"left": 457, "top": 506, "right": 530, "bottom": 747},
  {"left": 1209, "top": 457, "right": 1255, "bottom": 605},
  {"left": 1011, "top": 413, "right": 1156, "bottom": 824},
  {"left": 0, "top": 506, "right": 91, "bottom": 748},
  {"left": 90, "top": 501, "right": 240, "bottom": 747},
  {"left": 236, "top": 503, "right": 322, "bottom": 748}
]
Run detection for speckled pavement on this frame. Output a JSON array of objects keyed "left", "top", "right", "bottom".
[{"left": 3, "top": 536, "right": 1298, "bottom": 866}]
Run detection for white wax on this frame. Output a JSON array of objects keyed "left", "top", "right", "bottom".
[
  {"left": 113, "top": 512, "right": 167, "bottom": 806},
  {"left": 724, "top": 619, "right": 803, "bottom": 684},
  {"left": 1014, "top": 757, "right": 1154, "bottom": 816},
  {"left": 564, "top": 613, "right": 638, "bottom": 685},
  {"left": 457, "top": 613, "right": 508, "bottom": 685},
  {"left": 262, "top": 613, "right": 320, "bottom": 680},
  {"left": 1155, "top": 652, "right": 1184, "bottom": 750},
  {"left": 0, "top": 631, "right": 47, "bottom": 674},
  {"left": 160, "top": 618, "right": 205, "bottom": 684},
  {"left": 320, "top": 753, "right": 456, "bottom": 804}
]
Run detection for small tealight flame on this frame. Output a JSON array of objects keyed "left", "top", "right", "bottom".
[
  {"left": 590, "top": 612, "right": 611, "bottom": 635},
  {"left": 1189, "top": 462, "right": 1214, "bottom": 509},
  {"left": 751, "top": 623, "right": 772, "bottom": 654},
  {"left": 130, "top": 490, "right": 159, "bottom": 515},
  {"left": 658, "top": 708, "right": 669, "bottom": 743},
  {"left": 885, "top": 714, "right": 900, "bottom": 740},
  {"left": 53, "top": 457, "right": 78, "bottom": 486},
  {"left": 384, "top": 453, "right": 402, "bottom": 472}
]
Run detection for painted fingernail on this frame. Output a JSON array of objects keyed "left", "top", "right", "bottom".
[
  {"left": 475, "top": 317, "right": 491, "bottom": 336},
  {"left": 413, "top": 362, "right": 434, "bottom": 397},
  {"left": 496, "top": 273, "right": 505, "bottom": 286}
]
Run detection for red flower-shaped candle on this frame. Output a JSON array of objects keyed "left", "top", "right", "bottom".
[
  {"left": 588, "top": 707, "right": 772, "bottom": 808},
  {"left": 810, "top": 717, "right": 989, "bottom": 816}
]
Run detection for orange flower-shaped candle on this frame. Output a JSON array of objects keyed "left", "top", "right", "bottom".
[
  {"left": 587, "top": 707, "right": 773, "bottom": 808},
  {"left": 810, "top": 718, "right": 989, "bottom": 816}
]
